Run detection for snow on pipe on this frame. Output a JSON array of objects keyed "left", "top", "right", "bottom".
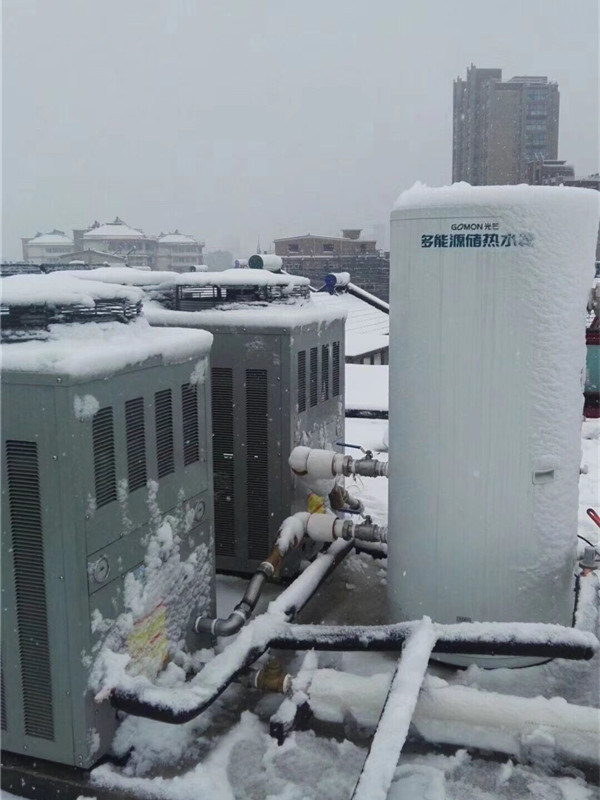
[
  {"left": 308, "top": 669, "right": 600, "bottom": 767},
  {"left": 111, "top": 609, "right": 598, "bottom": 724},
  {"left": 194, "top": 509, "right": 382, "bottom": 637},
  {"left": 248, "top": 254, "right": 283, "bottom": 271},
  {"left": 111, "top": 539, "right": 355, "bottom": 724},
  {"left": 275, "top": 511, "right": 386, "bottom": 553},
  {"left": 346, "top": 282, "right": 390, "bottom": 314},
  {"left": 289, "top": 446, "right": 389, "bottom": 479},
  {"left": 352, "top": 619, "right": 437, "bottom": 800}
]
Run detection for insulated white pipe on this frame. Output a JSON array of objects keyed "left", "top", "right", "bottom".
[
  {"left": 289, "top": 446, "right": 348, "bottom": 478},
  {"left": 289, "top": 446, "right": 389, "bottom": 479},
  {"left": 308, "top": 669, "right": 600, "bottom": 765}
]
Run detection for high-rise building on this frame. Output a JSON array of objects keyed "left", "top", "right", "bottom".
[{"left": 453, "top": 65, "right": 560, "bottom": 185}]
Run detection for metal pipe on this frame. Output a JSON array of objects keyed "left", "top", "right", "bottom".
[
  {"left": 346, "top": 282, "right": 389, "bottom": 314},
  {"left": 111, "top": 611, "right": 597, "bottom": 724},
  {"left": 194, "top": 548, "right": 283, "bottom": 637},
  {"left": 111, "top": 539, "right": 354, "bottom": 723}
]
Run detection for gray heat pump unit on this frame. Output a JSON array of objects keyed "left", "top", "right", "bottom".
[
  {"left": 147, "top": 276, "right": 346, "bottom": 574},
  {"left": 1, "top": 290, "right": 215, "bottom": 769}
]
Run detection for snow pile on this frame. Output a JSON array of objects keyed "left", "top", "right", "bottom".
[
  {"left": 63, "top": 267, "right": 182, "bottom": 286},
  {"left": 144, "top": 298, "right": 347, "bottom": 330},
  {"left": 1, "top": 272, "right": 144, "bottom": 306},
  {"left": 73, "top": 393, "right": 100, "bottom": 420},
  {"left": 394, "top": 180, "right": 600, "bottom": 211},
  {"left": 1, "top": 317, "right": 213, "bottom": 377},
  {"left": 276, "top": 512, "right": 309, "bottom": 554}
]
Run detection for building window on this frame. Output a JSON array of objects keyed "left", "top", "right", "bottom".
[
  {"left": 288, "top": 244, "right": 299, "bottom": 253},
  {"left": 322, "top": 244, "right": 334, "bottom": 253},
  {"left": 360, "top": 243, "right": 367, "bottom": 252}
]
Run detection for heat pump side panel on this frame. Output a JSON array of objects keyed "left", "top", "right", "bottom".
[{"left": 1, "top": 380, "right": 75, "bottom": 765}]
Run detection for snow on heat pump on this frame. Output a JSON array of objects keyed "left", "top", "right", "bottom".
[
  {"left": 387, "top": 184, "right": 600, "bottom": 663},
  {"left": 0, "top": 273, "right": 215, "bottom": 768}
]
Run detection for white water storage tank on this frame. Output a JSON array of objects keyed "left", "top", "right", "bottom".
[{"left": 387, "top": 184, "right": 599, "bottom": 665}]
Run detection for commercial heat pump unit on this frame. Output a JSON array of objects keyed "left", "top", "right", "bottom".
[{"left": 1, "top": 273, "right": 215, "bottom": 767}]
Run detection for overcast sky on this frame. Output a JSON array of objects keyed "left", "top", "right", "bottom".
[{"left": 3, "top": 0, "right": 598, "bottom": 258}]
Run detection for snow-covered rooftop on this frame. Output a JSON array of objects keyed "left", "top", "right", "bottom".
[
  {"left": 158, "top": 232, "right": 197, "bottom": 244},
  {"left": 1, "top": 273, "right": 144, "bottom": 307},
  {"left": 27, "top": 230, "right": 73, "bottom": 245},
  {"left": 83, "top": 218, "right": 145, "bottom": 239},
  {"left": 311, "top": 291, "right": 389, "bottom": 336},
  {"left": 345, "top": 333, "right": 389, "bottom": 357},
  {"left": 1, "top": 318, "right": 213, "bottom": 378}
]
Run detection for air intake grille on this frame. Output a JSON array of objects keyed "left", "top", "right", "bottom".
[
  {"left": 155, "top": 389, "right": 175, "bottom": 479},
  {"left": 6, "top": 441, "right": 54, "bottom": 740},
  {"left": 92, "top": 408, "right": 117, "bottom": 507},
  {"left": 182, "top": 384, "right": 200, "bottom": 466},
  {"left": 333, "top": 341, "right": 340, "bottom": 397},
  {"left": 1, "top": 659, "right": 6, "bottom": 731},
  {"left": 246, "top": 369, "right": 269, "bottom": 560},
  {"left": 212, "top": 368, "right": 235, "bottom": 556},
  {"left": 297, "top": 350, "right": 306, "bottom": 413},
  {"left": 321, "top": 344, "right": 329, "bottom": 402},
  {"left": 125, "top": 397, "right": 147, "bottom": 492},
  {"left": 310, "top": 347, "right": 318, "bottom": 408}
]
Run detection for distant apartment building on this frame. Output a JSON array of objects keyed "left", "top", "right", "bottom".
[
  {"left": 21, "top": 230, "right": 73, "bottom": 262},
  {"left": 274, "top": 229, "right": 389, "bottom": 301},
  {"left": 73, "top": 217, "right": 203, "bottom": 271},
  {"left": 156, "top": 231, "right": 204, "bottom": 270},
  {"left": 453, "top": 65, "right": 560, "bottom": 185}
]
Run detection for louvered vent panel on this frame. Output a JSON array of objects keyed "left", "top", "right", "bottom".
[
  {"left": 321, "top": 344, "right": 330, "bottom": 402},
  {"left": 246, "top": 369, "right": 269, "bottom": 560},
  {"left": 6, "top": 441, "right": 54, "bottom": 740},
  {"left": 1, "top": 658, "right": 6, "bottom": 731},
  {"left": 212, "top": 368, "right": 235, "bottom": 556},
  {"left": 125, "top": 397, "right": 146, "bottom": 492},
  {"left": 333, "top": 341, "right": 341, "bottom": 397},
  {"left": 182, "top": 384, "right": 200, "bottom": 466},
  {"left": 92, "top": 408, "right": 117, "bottom": 507},
  {"left": 297, "top": 350, "right": 306, "bottom": 413},
  {"left": 309, "top": 347, "right": 318, "bottom": 407},
  {"left": 155, "top": 389, "right": 175, "bottom": 478}
]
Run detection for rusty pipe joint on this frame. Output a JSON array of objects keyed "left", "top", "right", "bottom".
[{"left": 254, "top": 657, "right": 293, "bottom": 694}]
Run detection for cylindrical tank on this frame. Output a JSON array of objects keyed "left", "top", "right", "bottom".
[
  {"left": 248, "top": 254, "right": 283, "bottom": 271},
  {"left": 387, "top": 184, "right": 599, "bottom": 666}
]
